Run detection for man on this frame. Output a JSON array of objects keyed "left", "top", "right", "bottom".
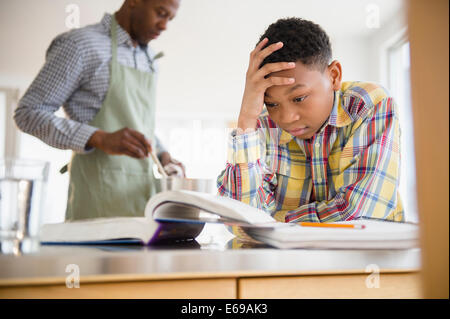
[
  {"left": 217, "top": 18, "right": 404, "bottom": 231},
  {"left": 14, "top": 0, "right": 183, "bottom": 220}
]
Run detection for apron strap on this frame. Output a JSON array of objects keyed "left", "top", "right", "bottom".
[
  {"left": 111, "top": 15, "right": 118, "bottom": 70},
  {"left": 142, "top": 48, "right": 155, "bottom": 73}
]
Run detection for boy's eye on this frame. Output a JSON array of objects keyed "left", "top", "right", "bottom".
[
  {"left": 293, "top": 96, "right": 307, "bottom": 103},
  {"left": 264, "top": 102, "right": 278, "bottom": 108}
]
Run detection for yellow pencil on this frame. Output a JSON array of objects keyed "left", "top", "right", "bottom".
[{"left": 299, "top": 222, "right": 365, "bottom": 229}]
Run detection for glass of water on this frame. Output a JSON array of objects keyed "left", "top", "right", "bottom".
[{"left": 0, "top": 158, "right": 49, "bottom": 252}]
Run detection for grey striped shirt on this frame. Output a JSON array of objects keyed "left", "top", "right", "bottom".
[{"left": 14, "top": 13, "right": 166, "bottom": 155}]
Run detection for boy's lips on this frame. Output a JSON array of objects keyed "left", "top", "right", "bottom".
[{"left": 288, "top": 127, "right": 309, "bottom": 136}]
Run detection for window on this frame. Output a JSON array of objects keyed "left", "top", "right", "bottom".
[
  {"left": 16, "top": 107, "right": 72, "bottom": 224},
  {"left": 388, "top": 40, "right": 419, "bottom": 222},
  {"left": 0, "top": 88, "right": 20, "bottom": 159},
  {"left": 0, "top": 91, "right": 5, "bottom": 158}
]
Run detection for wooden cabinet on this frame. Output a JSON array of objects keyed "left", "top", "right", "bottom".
[
  {"left": 0, "top": 278, "right": 237, "bottom": 299},
  {"left": 238, "top": 272, "right": 422, "bottom": 299},
  {"left": 0, "top": 271, "right": 421, "bottom": 299},
  {"left": 0, "top": 246, "right": 422, "bottom": 299}
]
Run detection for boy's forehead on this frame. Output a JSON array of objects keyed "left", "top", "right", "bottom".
[
  {"left": 266, "top": 63, "right": 324, "bottom": 95},
  {"left": 268, "top": 62, "right": 322, "bottom": 81}
]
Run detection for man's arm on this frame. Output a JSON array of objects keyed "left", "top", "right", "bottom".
[
  {"left": 14, "top": 35, "right": 98, "bottom": 154},
  {"left": 15, "top": 35, "right": 155, "bottom": 159},
  {"left": 283, "top": 97, "right": 403, "bottom": 223}
]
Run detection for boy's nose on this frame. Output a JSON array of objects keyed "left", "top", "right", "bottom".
[{"left": 280, "top": 106, "right": 301, "bottom": 124}]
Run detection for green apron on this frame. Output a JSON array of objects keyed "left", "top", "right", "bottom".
[{"left": 65, "top": 16, "right": 157, "bottom": 221}]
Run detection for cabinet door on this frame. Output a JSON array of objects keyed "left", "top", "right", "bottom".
[
  {"left": 238, "top": 273, "right": 422, "bottom": 299},
  {"left": 0, "top": 278, "right": 237, "bottom": 299}
]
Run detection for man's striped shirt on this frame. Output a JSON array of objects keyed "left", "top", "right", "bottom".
[{"left": 14, "top": 13, "right": 166, "bottom": 155}]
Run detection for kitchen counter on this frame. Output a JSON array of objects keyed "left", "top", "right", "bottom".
[{"left": 0, "top": 233, "right": 422, "bottom": 298}]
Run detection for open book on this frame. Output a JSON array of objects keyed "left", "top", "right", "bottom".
[{"left": 40, "top": 190, "right": 420, "bottom": 249}]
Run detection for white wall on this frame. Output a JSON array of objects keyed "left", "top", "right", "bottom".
[
  {"left": 367, "top": 8, "right": 408, "bottom": 86},
  {"left": 0, "top": 0, "right": 408, "bottom": 224},
  {"left": 0, "top": 0, "right": 404, "bottom": 107},
  {"left": 0, "top": 0, "right": 122, "bottom": 90}
]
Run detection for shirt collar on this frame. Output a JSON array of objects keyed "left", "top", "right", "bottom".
[
  {"left": 278, "top": 90, "right": 353, "bottom": 145},
  {"left": 101, "top": 13, "right": 135, "bottom": 48},
  {"left": 327, "top": 90, "right": 353, "bottom": 128}
]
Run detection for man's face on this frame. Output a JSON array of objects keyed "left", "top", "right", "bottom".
[
  {"left": 129, "top": 0, "right": 180, "bottom": 45},
  {"left": 264, "top": 61, "right": 341, "bottom": 140}
]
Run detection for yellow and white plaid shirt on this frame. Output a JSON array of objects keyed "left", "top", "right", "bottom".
[{"left": 217, "top": 81, "right": 404, "bottom": 224}]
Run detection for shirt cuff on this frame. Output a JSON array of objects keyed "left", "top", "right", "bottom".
[
  {"left": 227, "top": 129, "right": 262, "bottom": 164},
  {"left": 72, "top": 124, "right": 99, "bottom": 154}
]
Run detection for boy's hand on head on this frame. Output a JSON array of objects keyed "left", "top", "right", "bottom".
[{"left": 238, "top": 38, "right": 296, "bottom": 133}]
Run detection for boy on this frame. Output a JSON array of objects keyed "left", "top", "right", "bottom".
[{"left": 217, "top": 17, "right": 404, "bottom": 226}]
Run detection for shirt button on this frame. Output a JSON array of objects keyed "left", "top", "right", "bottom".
[
  {"left": 317, "top": 178, "right": 323, "bottom": 183},
  {"left": 315, "top": 142, "right": 320, "bottom": 147}
]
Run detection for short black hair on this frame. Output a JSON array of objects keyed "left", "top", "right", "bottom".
[{"left": 258, "top": 17, "right": 332, "bottom": 71}]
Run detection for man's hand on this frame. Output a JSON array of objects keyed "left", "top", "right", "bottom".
[
  {"left": 238, "top": 38, "right": 296, "bottom": 132},
  {"left": 87, "top": 128, "right": 152, "bottom": 159},
  {"left": 159, "top": 151, "right": 186, "bottom": 177}
]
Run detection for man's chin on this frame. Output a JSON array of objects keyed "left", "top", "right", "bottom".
[{"left": 138, "top": 39, "right": 151, "bottom": 46}]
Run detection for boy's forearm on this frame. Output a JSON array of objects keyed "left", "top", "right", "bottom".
[
  {"left": 237, "top": 113, "right": 258, "bottom": 133},
  {"left": 219, "top": 135, "right": 265, "bottom": 203},
  {"left": 217, "top": 126, "right": 277, "bottom": 208},
  {"left": 217, "top": 161, "right": 277, "bottom": 212}
]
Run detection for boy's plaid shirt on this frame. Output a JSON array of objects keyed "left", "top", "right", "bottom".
[{"left": 217, "top": 81, "right": 404, "bottom": 223}]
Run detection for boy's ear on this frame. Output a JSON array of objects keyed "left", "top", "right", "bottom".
[{"left": 327, "top": 60, "right": 342, "bottom": 91}]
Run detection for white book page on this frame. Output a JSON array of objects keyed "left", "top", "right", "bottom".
[
  {"left": 245, "top": 219, "right": 419, "bottom": 243},
  {"left": 249, "top": 234, "right": 419, "bottom": 249},
  {"left": 39, "top": 217, "right": 155, "bottom": 243},
  {"left": 145, "top": 190, "right": 275, "bottom": 224}
]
